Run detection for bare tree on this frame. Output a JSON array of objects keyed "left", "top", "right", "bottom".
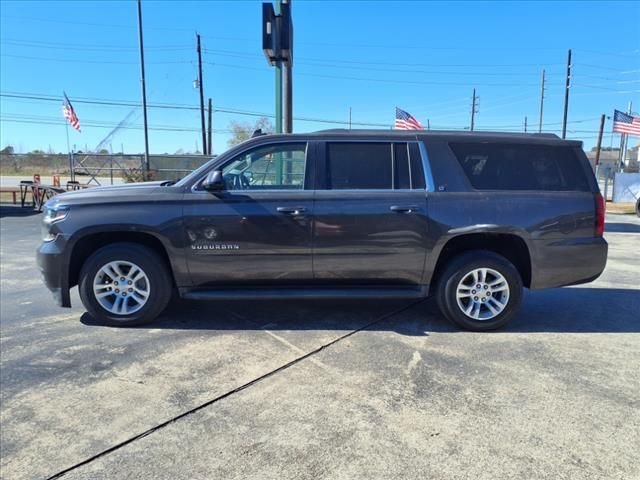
[{"left": 227, "top": 117, "right": 274, "bottom": 147}]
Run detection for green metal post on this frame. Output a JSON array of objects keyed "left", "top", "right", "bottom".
[
  {"left": 274, "top": 0, "right": 283, "bottom": 183},
  {"left": 275, "top": 68, "right": 283, "bottom": 134}
]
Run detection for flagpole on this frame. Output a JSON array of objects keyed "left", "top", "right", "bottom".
[
  {"left": 617, "top": 133, "right": 624, "bottom": 169},
  {"left": 64, "top": 111, "right": 74, "bottom": 182},
  {"left": 622, "top": 101, "right": 632, "bottom": 168}
]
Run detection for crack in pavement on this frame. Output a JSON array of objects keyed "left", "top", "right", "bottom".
[{"left": 45, "top": 299, "right": 424, "bottom": 480}]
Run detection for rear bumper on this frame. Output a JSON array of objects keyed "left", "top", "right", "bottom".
[
  {"left": 36, "top": 236, "right": 71, "bottom": 307},
  {"left": 530, "top": 236, "right": 608, "bottom": 289}
]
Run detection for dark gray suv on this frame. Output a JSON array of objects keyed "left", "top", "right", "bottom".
[{"left": 37, "top": 130, "right": 607, "bottom": 331}]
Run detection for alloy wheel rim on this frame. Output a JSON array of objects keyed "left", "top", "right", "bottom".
[
  {"left": 92, "top": 261, "right": 150, "bottom": 315},
  {"left": 455, "top": 268, "right": 510, "bottom": 321}
]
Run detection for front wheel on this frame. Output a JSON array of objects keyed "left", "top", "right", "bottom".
[
  {"left": 79, "top": 243, "right": 172, "bottom": 326},
  {"left": 436, "top": 250, "right": 523, "bottom": 331}
]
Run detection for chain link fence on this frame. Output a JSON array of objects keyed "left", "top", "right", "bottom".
[
  {"left": 72, "top": 153, "right": 211, "bottom": 184},
  {"left": 1, "top": 153, "right": 211, "bottom": 185}
]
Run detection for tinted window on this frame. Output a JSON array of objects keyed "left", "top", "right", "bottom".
[
  {"left": 222, "top": 143, "right": 306, "bottom": 190},
  {"left": 449, "top": 143, "right": 590, "bottom": 191},
  {"left": 326, "top": 143, "right": 392, "bottom": 189},
  {"left": 394, "top": 143, "right": 410, "bottom": 189}
]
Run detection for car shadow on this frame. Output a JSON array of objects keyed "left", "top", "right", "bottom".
[
  {"left": 80, "top": 287, "right": 640, "bottom": 334},
  {"left": 0, "top": 205, "right": 40, "bottom": 218},
  {"left": 605, "top": 222, "right": 640, "bottom": 233}
]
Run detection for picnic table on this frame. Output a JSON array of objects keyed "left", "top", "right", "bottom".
[
  {"left": 0, "top": 186, "right": 20, "bottom": 204},
  {"left": 18, "top": 181, "right": 67, "bottom": 212},
  {"left": 3, "top": 176, "right": 92, "bottom": 211}
]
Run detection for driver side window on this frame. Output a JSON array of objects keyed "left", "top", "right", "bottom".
[{"left": 222, "top": 143, "right": 307, "bottom": 191}]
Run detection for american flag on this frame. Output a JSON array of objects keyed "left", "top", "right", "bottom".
[
  {"left": 395, "top": 107, "right": 424, "bottom": 130},
  {"left": 612, "top": 109, "right": 640, "bottom": 136},
  {"left": 62, "top": 92, "right": 81, "bottom": 132}
]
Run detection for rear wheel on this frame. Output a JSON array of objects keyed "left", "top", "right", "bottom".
[
  {"left": 436, "top": 250, "right": 523, "bottom": 331},
  {"left": 79, "top": 243, "right": 171, "bottom": 326}
]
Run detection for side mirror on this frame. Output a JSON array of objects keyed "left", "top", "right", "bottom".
[{"left": 202, "top": 170, "right": 225, "bottom": 192}]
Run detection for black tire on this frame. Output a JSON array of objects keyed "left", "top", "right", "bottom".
[
  {"left": 636, "top": 197, "right": 640, "bottom": 218},
  {"left": 436, "top": 250, "right": 523, "bottom": 331},
  {"left": 79, "top": 242, "right": 172, "bottom": 327}
]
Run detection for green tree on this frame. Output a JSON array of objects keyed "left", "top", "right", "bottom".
[
  {"left": 227, "top": 117, "right": 274, "bottom": 147},
  {"left": 1, "top": 145, "right": 15, "bottom": 154}
]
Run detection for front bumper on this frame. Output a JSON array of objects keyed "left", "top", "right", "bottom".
[
  {"left": 36, "top": 235, "right": 71, "bottom": 307},
  {"left": 530, "top": 236, "right": 608, "bottom": 289}
]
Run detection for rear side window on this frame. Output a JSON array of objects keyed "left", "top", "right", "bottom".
[
  {"left": 449, "top": 143, "right": 590, "bottom": 191},
  {"left": 326, "top": 142, "right": 392, "bottom": 189},
  {"left": 325, "top": 142, "right": 426, "bottom": 190}
]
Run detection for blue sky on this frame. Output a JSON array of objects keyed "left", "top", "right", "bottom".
[{"left": 1, "top": 0, "right": 638, "bottom": 154}]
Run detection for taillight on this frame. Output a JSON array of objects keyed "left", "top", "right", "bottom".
[{"left": 595, "top": 192, "right": 605, "bottom": 236}]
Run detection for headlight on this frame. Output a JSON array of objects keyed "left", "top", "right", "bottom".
[
  {"left": 42, "top": 206, "right": 69, "bottom": 242},
  {"left": 43, "top": 206, "right": 69, "bottom": 224}
]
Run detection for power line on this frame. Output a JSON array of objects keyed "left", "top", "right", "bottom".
[
  {"left": 575, "top": 63, "right": 632, "bottom": 72},
  {"left": 0, "top": 38, "right": 192, "bottom": 52},
  {"left": 0, "top": 92, "right": 391, "bottom": 127},
  {"left": 1, "top": 92, "right": 201, "bottom": 110},
  {"left": 3, "top": 40, "right": 635, "bottom": 85},
  {"left": 0, "top": 116, "right": 231, "bottom": 133},
  {"left": 0, "top": 53, "right": 191, "bottom": 65},
  {"left": 0, "top": 14, "right": 195, "bottom": 32},
  {"left": 2, "top": 16, "right": 635, "bottom": 60},
  {"left": 1, "top": 37, "right": 573, "bottom": 71},
  {"left": 5, "top": 50, "right": 627, "bottom": 92},
  {"left": 203, "top": 61, "right": 561, "bottom": 87},
  {"left": 0, "top": 47, "right": 566, "bottom": 76},
  {"left": 202, "top": 47, "right": 568, "bottom": 69},
  {"left": 0, "top": 91, "right": 628, "bottom": 131}
]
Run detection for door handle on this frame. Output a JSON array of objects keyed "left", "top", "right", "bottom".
[
  {"left": 390, "top": 205, "right": 419, "bottom": 213},
  {"left": 277, "top": 206, "right": 307, "bottom": 215}
]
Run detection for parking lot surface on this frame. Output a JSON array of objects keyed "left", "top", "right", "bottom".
[{"left": 1, "top": 206, "right": 639, "bottom": 480}]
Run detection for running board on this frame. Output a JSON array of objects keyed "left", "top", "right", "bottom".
[{"left": 180, "top": 285, "right": 429, "bottom": 301}]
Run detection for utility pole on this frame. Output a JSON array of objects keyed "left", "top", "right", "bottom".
[
  {"left": 207, "top": 98, "right": 213, "bottom": 156},
  {"left": 562, "top": 49, "right": 572, "bottom": 139},
  {"left": 538, "top": 69, "right": 545, "bottom": 133},
  {"left": 196, "top": 33, "right": 207, "bottom": 155},
  {"left": 470, "top": 88, "right": 477, "bottom": 131},
  {"left": 427, "top": 119, "right": 430, "bottom": 130},
  {"left": 524, "top": 116, "right": 528, "bottom": 133},
  {"left": 282, "top": 0, "right": 292, "bottom": 133},
  {"left": 595, "top": 113, "right": 606, "bottom": 167},
  {"left": 348, "top": 107, "right": 352, "bottom": 129},
  {"left": 137, "top": 0, "right": 150, "bottom": 172}
]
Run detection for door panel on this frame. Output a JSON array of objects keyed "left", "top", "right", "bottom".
[
  {"left": 183, "top": 141, "right": 314, "bottom": 287},
  {"left": 312, "top": 140, "right": 430, "bottom": 285},
  {"left": 313, "top": 190, "right": 429, "bottom": 285},
  {"left": 184, "top": 191, "right": 313, "bottom": 286}
]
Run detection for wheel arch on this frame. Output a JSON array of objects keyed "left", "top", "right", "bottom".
[
  {"left": 430, "top": 232, "right": 532, "bottom": 288},
  {"left": 68, "top": 230, "right": 176, "bottom": 289}
]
